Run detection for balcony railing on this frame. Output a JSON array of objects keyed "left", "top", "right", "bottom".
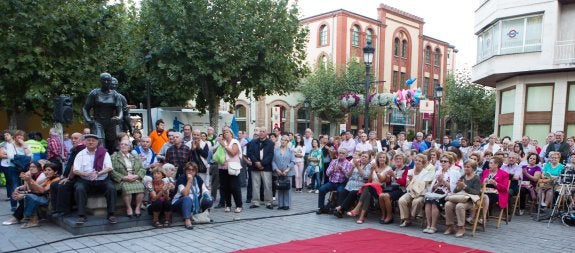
[{"left": 554, "top": 40, "right": 575, "bottom": 65}]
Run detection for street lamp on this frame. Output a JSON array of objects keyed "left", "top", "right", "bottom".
[
  {"left": 363, "top": 41, "right": 375, "bottom": 133},
  {"left": 434, "top": 84, "right": 443, "bottom": 140},
  {"left": 304, "top": 98, "right": 311, "bottom": 129},
  {"left": 144, "top": 52, "right": 153, "bottom": 134}
]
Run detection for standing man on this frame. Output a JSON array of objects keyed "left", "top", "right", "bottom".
[
  {"left": 248, "top": 127, "right": 275, "bottom": 209},
  {"left": 149, "top": 119, "right": 168, "bottom": 154},
  {"left": 206, "top": 127, "right": 217, "bottom": 147},
  {"left": 164, "top": 132, "right": 191, "bottom": 178},
  {"left": 47, "top": 127, "right": 68, "bottom": 165},
  {"left": 157, "top": 129, "right": 176, "bottom": 162},
  {"left": 522, "top": 135, "right": 535, "bottom": 154},
  {"left": 545, "top": 131, "right": 570, "bottom": 163},
  {"left": 73, "top": 134, "right": 117, "bottom": 224},
  {"left": 50, "top": 132, "right": 85, "bottom": 217},
  {"left": 339, "top": 131, "right": 356, "bottom": 160},
  {"left": 189, "top": 129, "right": 209, "bottom": 181},
  {"left": 238, "top": 130, "right": 249, "bottom": 187},
  {"left": 243, "top": 131, "right": 259, "bottom": 204},
  {"left": 182, "top": 124, "right": 193, "bottom": 148}
]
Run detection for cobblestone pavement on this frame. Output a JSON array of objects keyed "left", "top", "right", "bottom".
[{"left": 1, "top": 186, "right": 573, "bottom": 253}]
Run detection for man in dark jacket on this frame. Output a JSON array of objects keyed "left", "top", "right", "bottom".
[
  {"left": 545, "top": 131, "right": 570, "bottom": 163},
  {"left": 248, "top": 127, "right": 275, "bottom": 209}
]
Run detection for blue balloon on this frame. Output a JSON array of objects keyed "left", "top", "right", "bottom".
[{"left": 405, "top": 78, "right": 417, "bottom": 86}]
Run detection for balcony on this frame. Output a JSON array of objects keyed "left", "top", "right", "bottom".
[{"left": 554, "top": 40, "right": 575, "bottom": 65}]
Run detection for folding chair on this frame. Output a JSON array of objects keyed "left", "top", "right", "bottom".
[
  {"left": 495, "top": 180, "right": 511, "bottom": 228},
  {"left": 472, "top": 183, "right": 487, "bottom": 237}
]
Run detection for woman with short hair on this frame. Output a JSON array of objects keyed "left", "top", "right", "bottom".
[{"left": 111, "top": 140, "right": 146, "bottom": 218}]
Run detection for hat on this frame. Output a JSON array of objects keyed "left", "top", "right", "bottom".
[{"left": 83, "top": 133, "right": 100, "bottom": 139}]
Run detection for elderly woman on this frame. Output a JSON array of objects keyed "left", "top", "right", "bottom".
[
  {"left": 367, "top": 131, "right": 383, "bottom": 154},
  {"left": 272, "top": 135, "right": 295, "bottom": 210},
  {"left": 218, "top": 126, "right": 243, "bottom": 213},
  {"left": 333, "top": 151, "right": 372, "bottom": 219},
  {"left": 147, "top": 167, "right": 174, "bottom": 228},
  {"left": 518, "top": 153, "right": 542, "bottom": 215},
  {"left": 444, "top": 160, "right": 481, "bottom": 238},
  {"left": 111, "top": 139, "right": 146, "bottom": 218},
  {"left": 172, "top": 162, "right": 209, "bottom": 229},
  {"left": 538, "top": 151, "right": 564, "bottom": 213},
  {"left": 398, "top": 154, "right": 435, "bottom": 227},
  {"left": 378, "top": 153, "right": 409, "bottom": 224},
  {"left": 1, "top": 130, "right": 33, "bottom": 212},
  {"left": 423, "top": 154, "right": 461, "bottom": 234},
  {"left": 480, "top": 156, "right": 509, "bottom": 219}
]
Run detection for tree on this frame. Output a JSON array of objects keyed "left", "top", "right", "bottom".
[
  {"left": 299, "top": 60, "right": 366, "bottom": 123},
  {"left": 139, "top": 0, "right": 308, "bottom": 127},
  {"left": 444, "top": 69, "right": 495, "bottom": 138},
  {"left": 0, "top": 0, "right": 133, "bottom": 128}
]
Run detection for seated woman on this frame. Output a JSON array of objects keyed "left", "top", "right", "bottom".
[
  {"left": 378, "top": 153, "right": 409, "bottom": 224},
  {"left": 423, "top": 153, "right": 461, "bottom": 234},
  {"left": 398, "top": 154, "right": 435, "bottom": 227},
  {"left": 518, "top": 152, "right": 541, "bottom": 215},
  {"left": 3, "top": 162, "right": 45, "bottom": 226},
  {"left": 444, "top": 160, "right": 481, "bottom": 238},
  {"left": 171, "top": 162, "right": 209, "bottom": 230},
  {"left": 480, "top": 156, "right": 509, "bottom": 219},
  {"left": 111, "top": 139, "right": 146, "bottom": 218},
  {"left": 332, "top": 151, "right": 372, "bottom": 219},
  {"left": 537, "top": 151, "right": 564, "bottom": 213},
  {"left": 3, "top": 162, "right": 60, "bottom": 228},
  {"left": 148, "top": 167, "right": 174, "bottom": 228}
]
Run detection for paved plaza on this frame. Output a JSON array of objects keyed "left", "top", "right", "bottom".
[{"left": 0, "top": 186, "right": 573, "bottom": 253}]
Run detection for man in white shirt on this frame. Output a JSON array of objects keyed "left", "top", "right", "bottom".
[
  {"left": 73, "top": 134, "right": 117, "bottom": 224},
  {"left": 303, "top": 128, "right": 313, "bottom": 155},
  {"left": 339, "top": 131, "right": 356, "bottom": 159}
]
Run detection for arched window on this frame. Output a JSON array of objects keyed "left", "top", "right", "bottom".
[
  {"left": 366, "top": 29, "right": 373, "bottom": 45},
  {"left": 352, "top": 25, "right": 360, "bottom": 47},
  {"left": 434, "top": 48, "right": 441, "bottom": 66},
  {"left": 425, "top": 46, "right": 431, "bottom": 64},
  {"left": 401, "top": 39, "right": 408, "bottom": 58},
  {"left": 235, "top": 105, "right": 247, "bottom": 132},
  {"left": 394, "top": 38, "right": 400, "bottom": 56},
  {"left": 319, "top": 25, "right": 328, "bottom": 46}
]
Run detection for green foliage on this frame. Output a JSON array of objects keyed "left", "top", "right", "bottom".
[
  {"left": 138, "top": 0, "right": 309, "bottom": 126},
  {"left": 0, "top": 0, "right": 133, "bottom": 126},
  {"left": 300, "top": 60, "right": 366, "bottom": 123},
  {"left": 444, "top": 70, "right": 495, "bottom": 137}
]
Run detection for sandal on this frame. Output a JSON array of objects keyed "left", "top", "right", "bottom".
[
  {"left": 346, "top": 210, "right": 358, "bottom": 217},
  {"left": 356, "top": 220, "right": 364, "bottom": 224},
  {"left": 153, "top": 221, "right": 163, "bottom": 228}
]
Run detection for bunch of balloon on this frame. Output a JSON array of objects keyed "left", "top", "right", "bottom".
[{"left": 392, "top": 78, "right": 426, "bottom": 112}]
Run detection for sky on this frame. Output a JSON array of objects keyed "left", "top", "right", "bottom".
[{"left": 293, "top": 0, "right": 478, "bottom": 69}]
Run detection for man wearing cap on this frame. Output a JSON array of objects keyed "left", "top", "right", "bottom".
[{"left": 73, "top": 134, "right": 117, "bottom": 224}]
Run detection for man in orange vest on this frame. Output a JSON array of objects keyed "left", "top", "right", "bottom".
[{"left": 149, "top": 119, "right": 168, "bottom": 154}]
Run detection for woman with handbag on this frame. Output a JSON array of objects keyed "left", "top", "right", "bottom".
[
  {"left": 398, "top": 154, "right": 435, "bottom": 227},
  {"left": 423, "top": 153, "right": 461, "bottom": 234},
  {"left": 518, "top": 153, "right": 541, "bottom": 215},
  {"left": 1, "top": 130, "right": 32, "bottom": 212},
  {"left": 480, "top": 156, "right": 509, "bottom": 217},
  {"left": 333, "top": 151, "right": 372, "bottom": 220},
  {"left": 272, "top": 136, "right": 295, "bottom": 210},
  {"left": 444, "top": 160, "right": 481, "bottom": 238},
  {"left": 218, "top": 126, "right": 243, "bottom": 213},
  {"left": 378, "top": 152, "right": 409, "bottom": 224},
  {"left": 111, "top": 139, "right": 146, "bottom": 218},
  {"left": 537, "top": 151, "right": 564, "bottom": 213}
]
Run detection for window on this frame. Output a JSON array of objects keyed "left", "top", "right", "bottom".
[
  {"left": 434, "top": 48, "right": 441, "bottom": 66},
  {"left": 569, "top": 83, "right": 575, "bottom": 111},
  {"left": 319, "top": 25, "right": 328, "bottom": 46},
  {"left": 400, "top": 72, "right": 406, "bottom": 87},
  {"left": 392, "top": 71, "right": 398, "bottom": 91},
  {"left": 526, "top": 85, "right": 552, "bottom": 112},
  {"left": 394, "top": 38, "right": 400, "bottom": 56},
  {"left": 568, "top": 124, "right": 575, "bottom": 139},
  {"left": 499, "top": 125, "right": 513, "bottom": 139},
  {"left": 525, "top": 124, "right": 550, "bottom": 146},
  {"left": 366, "top": 29, "right": 373, "bottom": 45},
  {"left": 424, "top": 46, "right": 431, "bottom": 64},
  {"left": 321, "top": 123, "right": 331, "bottom": 135},
  {"left": 500, "top": 89, "right": 515, "bottom": 114},
  {"left": 297, "top": 108, "right": 308, "bottom": 135},
  {"left": 235, "top": 105, "right": 247, "bottom": 132},
  {"left": 352, "top": 25, "right": 360, "bottom": 47},
  {"left": 423, "top": 77, "right": 430, "bottom": 97},
  {"left": 401, "top": 39, "right": 408, "bottom": 58},
  {"left": 476, "top": 14, "right": 543, "bottom": 62}
]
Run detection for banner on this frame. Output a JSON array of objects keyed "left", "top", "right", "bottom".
[{"left": 419, "top": 100, "right": 435, "bottom": 114}]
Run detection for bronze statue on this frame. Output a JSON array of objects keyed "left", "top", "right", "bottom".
[
  {"left": 111, "top": 77, "right": 133, "bottom": 134},
  {"left": 83, "top": 73, "right": 123, "bottom": 151}
]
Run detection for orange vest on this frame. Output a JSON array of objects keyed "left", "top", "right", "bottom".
[{"left": 149, "top": 130, "right": 169, "bottom": 154}]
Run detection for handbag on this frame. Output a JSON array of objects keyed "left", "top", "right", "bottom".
[
  {"left": 424, "top": 189, "right": 446, "bottom": 201},
  {"left": 192, "top": 209, "right": 212, "bottom": 224},
  {"left": 383, "top": 184, "right": 400, "bottom": 193},
  {"left": 276, "top": 176, "right": 291, "bottom": 191},
  {"left": 537, "top": 178, "right": 554, "bottom": 189},
  {"left": 213, "top": 146, "right": 226, "bottom": 165},
  {"left": 227, "top": 162, "right": 242, "bottom": 176},
  {"left": 12, "top": 154, "right": 31, "bottom": 172},
  {"left": 445, "top": 191, "right": 472, "bottom": 203}
]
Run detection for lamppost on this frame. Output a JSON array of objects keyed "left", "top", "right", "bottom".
[
  {"left": 144, "top": 52, "right": 153, "bottom": 134},
  {"left": 304, "top": 98, "right": 311, "bottom": 129},
  {"left": 434, "top": 84, "right": 443, "bottom": 140},
  {"left": 363, "top": 41, "right": 375, "bottom": 133}
]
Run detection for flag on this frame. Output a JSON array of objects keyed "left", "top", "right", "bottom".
[{"left": 230, "top": 116, "right": 239, "bottom": 138}]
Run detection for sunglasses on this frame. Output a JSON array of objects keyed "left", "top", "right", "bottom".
[{"left": 440, "top": 160, "right": 450, "bottom": 163}]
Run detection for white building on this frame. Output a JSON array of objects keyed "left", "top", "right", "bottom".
[{"left": 472, "top": 0, "right": 575, "bottom": 143}]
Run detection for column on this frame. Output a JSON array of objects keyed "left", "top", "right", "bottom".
[
  {"left": 512, "top": 83, "right": 526, "bottom": 141},
  {"left": 552, "top": 79, "right": 568, "bottom": 131}
]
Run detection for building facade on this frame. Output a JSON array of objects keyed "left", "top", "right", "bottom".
[
  {"left": 235, "top": 4, "right": 457, "bottom": 137},
  {"left": 472, "top": 0, "right": 575, "bottom": 144}
]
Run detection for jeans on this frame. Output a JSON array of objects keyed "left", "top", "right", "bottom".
[
  {"left": 2, "top": 166, "right": 21, "bottom": 209},
  {"left": 318, "top": 182, "right": 345, "bottom": 209},
  {"left": 172, "top": 197, "right": 193, "bottom": 219},
  {"left": 24, "top": 193, "right": 49, "bottom": 217}
]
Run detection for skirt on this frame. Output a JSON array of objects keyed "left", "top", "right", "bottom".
[{"left": 119, "top": 181, "right": 146, "bottom": 195}]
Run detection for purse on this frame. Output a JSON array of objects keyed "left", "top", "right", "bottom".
[
  {"left": 537, "top": 178, "right": 554, "bottom": 189},
  {"left": 445, "top": 192, "right": 471, "bottom": 203},
  {"left": 192, "top": 209, "right": 212, "bottom": 224},
  {"left": 276, "top": 176, "right": 291, "bottom": 191},
  {"left": 12, "top": 154, "right": 31, "bottom": 172},
  {"left": 424, "top": 189, "right": 446, "bottom": 201},
  {"left": 227, "top": 162, "right": 242, "bottom": 176},
  {"left": 213, "top": 146, "right": 226, "bottom": 165}
]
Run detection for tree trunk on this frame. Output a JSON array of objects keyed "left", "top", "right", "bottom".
[
  {"left": 8, "top": 111, "right": 18, "bottom": 130},
  {"left": 208, "top": 94, "right": 219, "bottom": 132}
]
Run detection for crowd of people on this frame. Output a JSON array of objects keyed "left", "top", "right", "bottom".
[{"left": 2, "top": 122, "right": 575, "bottom": 236}]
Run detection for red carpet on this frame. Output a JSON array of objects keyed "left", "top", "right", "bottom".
[{"left": 233, "top": 228, "right": 490, "bottom": 253}]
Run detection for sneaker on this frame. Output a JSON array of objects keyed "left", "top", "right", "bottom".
[
  {"left": 225, "top": 207, "right": 231, "bottom": 212},
  {"left": 314, "top": 190, "right": 319, "bottom": 194},
  {"left": 2, "top": 217, "right": 20, "bottom": 225},
  {"left": 107, "top": 216, "right": 118, "bottom": 224},
  {"left": 308, "top": 189, "right": 314, "bottom": 193},
  {"left": 76, "top": 216, "right": 87, "bottom": 225},
  {"left": 519, "top": 209, "right": 525, "bottom": 216},
  {"left": 234, "top": 207, "right": 242, "bottom": 213}
]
